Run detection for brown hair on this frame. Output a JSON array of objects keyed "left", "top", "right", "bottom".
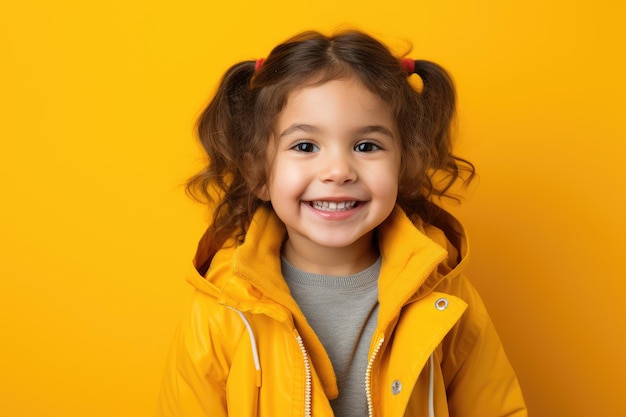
[{"left": 188, "top": 30, "right": 474, "bottom": 263}]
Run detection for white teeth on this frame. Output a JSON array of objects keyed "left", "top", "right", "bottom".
[{"left": 311, "top": 201, "right": 357, "bottom": 212}]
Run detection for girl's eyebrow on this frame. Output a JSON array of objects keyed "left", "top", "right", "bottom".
[
  {"left": 278, "top": 124, "right": 320, "bottom": 139},
  {"left": 357, "top": 125, "right": 395, "bottom": 139},
  {"left": 278, "top": 124, "right": 395, "bottom": 139}
]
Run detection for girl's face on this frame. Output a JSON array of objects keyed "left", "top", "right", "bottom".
[{"left": 264, "top": 77, "right": 401, "bottom": 274}]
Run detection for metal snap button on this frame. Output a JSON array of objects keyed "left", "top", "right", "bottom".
[
  {"left": 435, "top": 297, "right": 449, "bottom": 311},
  {"left": 391, "top": 380, "right": 402, "bottom": 395}
]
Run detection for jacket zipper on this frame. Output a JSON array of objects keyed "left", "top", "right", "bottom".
[
  {"left": 365, "top": 336, "right": 385, "bottom": 417},
  {"left": 296, "top": 335, "right": 312, "bottom": 417}
]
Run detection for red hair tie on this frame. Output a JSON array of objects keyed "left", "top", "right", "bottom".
[
  {"left": 255, "top": 58, "right": 265, "bottom": 72},
  {"left": 401, "top": 58, "right": 416, "bottom": 74}
]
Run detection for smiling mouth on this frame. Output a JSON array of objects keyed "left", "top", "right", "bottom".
[{"left": 309, "top": 201, "right": 359, "bottom": 212}]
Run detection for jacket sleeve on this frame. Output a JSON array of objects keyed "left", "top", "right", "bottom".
[
  {"left": 156, "top": 293, "right": 229, "bottom": 417},
  {"left": 441, "top": 275, "right": 528, "bottom": 417}
]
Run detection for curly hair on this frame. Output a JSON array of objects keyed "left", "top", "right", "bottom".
[{"left": 187, "top": 30, "right": 475, "bottom": 263}]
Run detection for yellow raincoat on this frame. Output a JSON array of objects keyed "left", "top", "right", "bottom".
[{"left": 157, "top": 205, "right": 527, "bottom": 416}]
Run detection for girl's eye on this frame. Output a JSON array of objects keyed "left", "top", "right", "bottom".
[
  {"left": 355, "top": 142, "right": 381, "bottom": 152},
  {"left": 292, "top": 142, "right": 319, "bottom": 153}
]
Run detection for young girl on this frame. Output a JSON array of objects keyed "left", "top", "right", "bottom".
[{"left": 157, "top": 30, "right": 527, "bottom": 417}]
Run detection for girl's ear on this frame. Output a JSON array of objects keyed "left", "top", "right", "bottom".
[{"left": 257, "top": 184, "right": 270, "bottom": 201}]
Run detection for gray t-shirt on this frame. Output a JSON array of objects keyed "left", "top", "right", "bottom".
[{"left": 282, "top": 257, "right": 381, "bottom": 417}]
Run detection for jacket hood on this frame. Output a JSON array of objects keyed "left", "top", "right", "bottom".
[{"left": 188, "top": 204, "right": 469, "bottom": 312}]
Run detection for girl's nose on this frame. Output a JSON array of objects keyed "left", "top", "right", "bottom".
[{"left": 318, "top": 152, "right": 357, "bottom": 184}]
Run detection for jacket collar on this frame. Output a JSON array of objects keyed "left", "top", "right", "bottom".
[
  {"left": 201, "top": 205, "right": 465, "bottom": 320},
  {"left": 376, "top": 206, "right": 449, "bottom": 329}
]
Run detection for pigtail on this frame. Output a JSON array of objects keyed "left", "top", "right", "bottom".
[
  {"left": 193, "top": 61, "right": 256, "bottom": 197},
  {"left": 187, "top": 60, "right": 258, "bottom": 270},
  {"left": 413, "top": 60, "right": 456, "bottom": 149},
  {"left": 415, "top": 60, "right": 475, "bottom": 201}
]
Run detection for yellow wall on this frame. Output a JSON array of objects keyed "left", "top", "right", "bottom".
[{"left": 1, "top": 1, "right": 624, "bottom": 415}]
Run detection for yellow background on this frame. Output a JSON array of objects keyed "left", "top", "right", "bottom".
[{"left": 1, "top": 1, "right": 624, "bottom": 416}]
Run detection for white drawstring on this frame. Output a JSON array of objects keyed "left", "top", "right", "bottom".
[
  {"left": 428, "top": 353, "right": 435, "bottom": 417},
  {"left": 227, "top": 306, "right": 262, "bottom": 387}
]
